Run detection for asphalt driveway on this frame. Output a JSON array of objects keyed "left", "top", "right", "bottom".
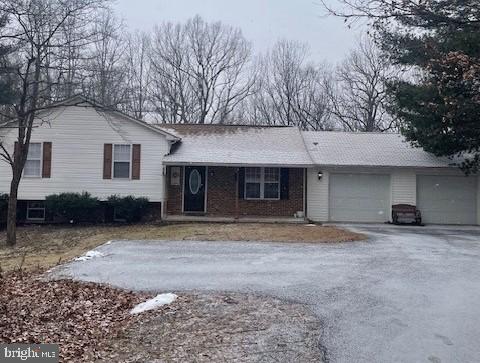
[{"left": 53, "top": 225, "right": 480, "bottom": 363}]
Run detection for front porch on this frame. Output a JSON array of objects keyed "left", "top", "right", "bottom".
[
  {"left": 164, "top": 214, "right": 307, "bottom": 224},
  {"left": 165, "top": 165, "right": 306, "bottom": 219}
]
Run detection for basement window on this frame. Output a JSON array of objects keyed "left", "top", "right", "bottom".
[
  {"left": 113, "top": 207, "right": 127, "bottom": 223},
  {"left": 27, "top": 201, "right": 45, "bottom": 221}
]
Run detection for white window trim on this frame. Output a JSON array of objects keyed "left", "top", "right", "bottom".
[
  {"left": 244, "top": 167, "right": 280, "bottom": 200},
  {"left": 23, "top": 142, "right": 43, "bottom": 178},
  {"left": 112, "top": 144, "right": 132, "bottom": 180},
  {"left": 26, "top": 201, "right": 45, "bottom": 221}
]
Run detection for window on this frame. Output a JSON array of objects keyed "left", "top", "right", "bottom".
[
  {"left": 113, "top": 207, "right": 126, "bottom": 222},
  {"left": 27, "top": 201, "right": 45, "bottom": 221},
  {"left": 245, "top": 167, "right": 280, "bottom": 200},
  {"left": 24, "top": 143, "right": 42, "bottom": 177},
  {"left": 264, "top": 168, "right": 280, "bottom": 199},
  {"left": 113, "top": 144, "right": 131, "bottom": 179},
  {"left": 245, "top": 167, "right": 261, "bottom": 199}
]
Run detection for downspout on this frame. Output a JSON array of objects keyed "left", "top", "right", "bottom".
[
  {"left": 161, "top": 166, "right": 167, "bottom": 220},
  {"left": 298, "top": 126, "right": 316, "bottom": 222},
  {"left": 303, "top": 168, "right": 307, "bottom": 221}
]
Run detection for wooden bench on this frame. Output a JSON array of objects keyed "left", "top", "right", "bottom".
[{"left": 392, "top": 204, "right": 422, "bottom": 225}]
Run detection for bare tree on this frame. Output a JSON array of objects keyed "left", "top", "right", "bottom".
[
  {"left": 51, "top": 10, "right": 96, "bottom": 99},
  {"left": 325, "top": 36, "right": 398, "bottom": 131},
  {"left": 83, "top": 10, "right": 126, "bottom": 107},
  {"left": 150, "top": 22, "right": 194, "bottom": 123},
  {"left": 150, "top": 15, "right": 254, "bottom": 124},
  {"left": 122, "top": 31, "right": 151, "bottom": 120},
  {"left": 0, "top": 0, "right": 107, "bottom": 246},
  {"left": 240, "top": 40, "right": 331, "bottom": 130}
]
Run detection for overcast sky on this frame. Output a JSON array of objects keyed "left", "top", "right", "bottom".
[{"left": 114, "top": 0, "right": 362, "bottom": 64}]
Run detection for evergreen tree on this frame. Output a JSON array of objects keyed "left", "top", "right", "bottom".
[{"left": 324, "top": 0, "right": 480, "bottom": 173}]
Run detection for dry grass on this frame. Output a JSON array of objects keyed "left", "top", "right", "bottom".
[{"left": 0, "top": 223, "right": 365, "bottom": 271}]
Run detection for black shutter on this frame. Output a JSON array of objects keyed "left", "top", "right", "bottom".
[
  {"left": 280, "top": 168, "right": 289, "bottom": 200},
  {"left": 238, "top": 167, "right": 245, "bottom": 199}
]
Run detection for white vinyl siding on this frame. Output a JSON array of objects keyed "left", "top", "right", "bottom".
[
  {"left": 417, "top": 175, "right": 477, "bottom": 225},
  {"left": 0, "top": 105, "right": 170, "bottom": 202},
  {"left": 24, "top": 143, "right": 42, "bottom": 177},
  {"left": 306, "top": 168, "right": 329, "bottom": 222},
  {"left": 478, "top": 177, "right": 480, "bottom": 225},
  {"left": 329, "top": 173, "right": 391, "bottom": 223}
]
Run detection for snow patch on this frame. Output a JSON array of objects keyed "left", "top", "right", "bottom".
[
  {"left": 75, "top": 250, "right": 105, "bottom": 261},
  {"left": 130, "top": 293, "right": 178, "bottom": 314}
]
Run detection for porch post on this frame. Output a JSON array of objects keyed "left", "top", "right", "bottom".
[{"left": 235, "top": 167, "right": 240, "bottom": 219}]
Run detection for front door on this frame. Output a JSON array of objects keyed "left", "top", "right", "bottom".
[{"left": 184, "top": 166, "right": 206, "bottom": 213}]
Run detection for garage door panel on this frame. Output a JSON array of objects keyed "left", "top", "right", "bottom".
[
  {"left": 329, "top": 174, "right": 390, "bottom": 222},
  {"left": 417, "top": 175, "right": 477, "bottom": 225},
  {"left": 333, "top": 197, "right": 389, "bottom": 210}
]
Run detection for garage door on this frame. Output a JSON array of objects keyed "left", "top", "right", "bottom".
[
  {"left": 417, "top": 175, "right": 477, "bottom": 225},
  {"left": 329, "top": 174, "right": 390, "bottom": 222}
]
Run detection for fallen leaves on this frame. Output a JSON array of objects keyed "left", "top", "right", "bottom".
[
  {"left": 98, "top": 293, "right": 324, "bottom": 362},
  {"left": 0, "top": 272, "right": 325, "bottom": 362},
  {"left": 0, "top": 271, "right": 148, "bottom": 362}
]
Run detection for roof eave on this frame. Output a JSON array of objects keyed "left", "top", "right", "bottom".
[{"left": 162, "top": 161, "right": 314, "bottom": 168}]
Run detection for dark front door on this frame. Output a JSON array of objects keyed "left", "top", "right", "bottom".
[{"left": 184, "top": 166, "right": 206, "bottom": 213}]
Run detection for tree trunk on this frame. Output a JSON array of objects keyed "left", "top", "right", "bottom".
[{"left": 6, "top": 172, "right": 21, "bottom": 246}]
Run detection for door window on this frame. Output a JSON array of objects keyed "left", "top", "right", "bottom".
[{"left": 189, "top": 169, "right": 201, "bottom": 194}]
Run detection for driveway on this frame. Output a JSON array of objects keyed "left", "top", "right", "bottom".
[{"left": 54, "top": 225, "right": 480, "bottom": 363}]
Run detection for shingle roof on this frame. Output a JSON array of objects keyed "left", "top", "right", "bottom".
[
  {"left": 157, "top": 124, "right": 314, "bottom": 167},
  {"left": 302, "top": 131, "right": 455, "bottom": 168}
]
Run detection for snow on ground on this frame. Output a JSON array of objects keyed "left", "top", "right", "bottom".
[
  {"left": 130, "top": 293, "right": 178, "bottom": 314},
  {"left": 74, "top": 250, "right": 105, "bottom": 261}
]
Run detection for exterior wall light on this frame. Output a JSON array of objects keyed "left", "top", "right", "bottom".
[{"left": 318, "top": 171, "right": 323, "bottom": 180}]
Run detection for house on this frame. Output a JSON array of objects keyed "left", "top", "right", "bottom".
[
  {"left": 0, "top": 97, "right": 478, "bottom": 225},
  {"left": 158, "top": 125, "right": 479, "bottom": 225},
  {"left": 157, "top": 124, "right": 311, "bottom": 218},
  {"left": 0, "top": 96, "right": 179, "bottom": 221},
  {"left": 303, "top": 132, "right": 480, "bottom": 225}
]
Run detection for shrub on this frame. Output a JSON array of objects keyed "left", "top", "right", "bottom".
[
  {"left": 0, "top": 193, "right": 8, "bottom": 226},
  {"left": 107, "top": 195, "right": 149, "bottom": 223},
  {"left": 45, "top": 192, "right": 100, "bottom": 224},
  {"left": 0, "top": 193, "right": 7, "bottom": 210}
]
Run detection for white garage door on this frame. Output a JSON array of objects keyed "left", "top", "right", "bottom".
[
  {"left": 329, "top": 174, "right": 390, "bottom": 222},
  {"left": 417, "top": 175, "right": 477, "bottom": 225}
]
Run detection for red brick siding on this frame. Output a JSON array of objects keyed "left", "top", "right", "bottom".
[
  {"left": 166, "top": 166, "right": 304, "bottom": 217},
  {"left": 166, "top": 166, "right": 184, "bottom": 215}
]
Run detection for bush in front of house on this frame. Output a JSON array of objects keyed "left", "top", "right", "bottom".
[
  {"left": 0, "top": 193, "right": 8, "bottom": 226},
  {"left": 45, "top": 192, "right": 100, "bottom": 224},
  {"left": 106, "top": 195, "right": 150, "bottom": 223}
]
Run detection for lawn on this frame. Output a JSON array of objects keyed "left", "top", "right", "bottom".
[{"left": 0, "top": 222, "right": 365, "bottom": 271}]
